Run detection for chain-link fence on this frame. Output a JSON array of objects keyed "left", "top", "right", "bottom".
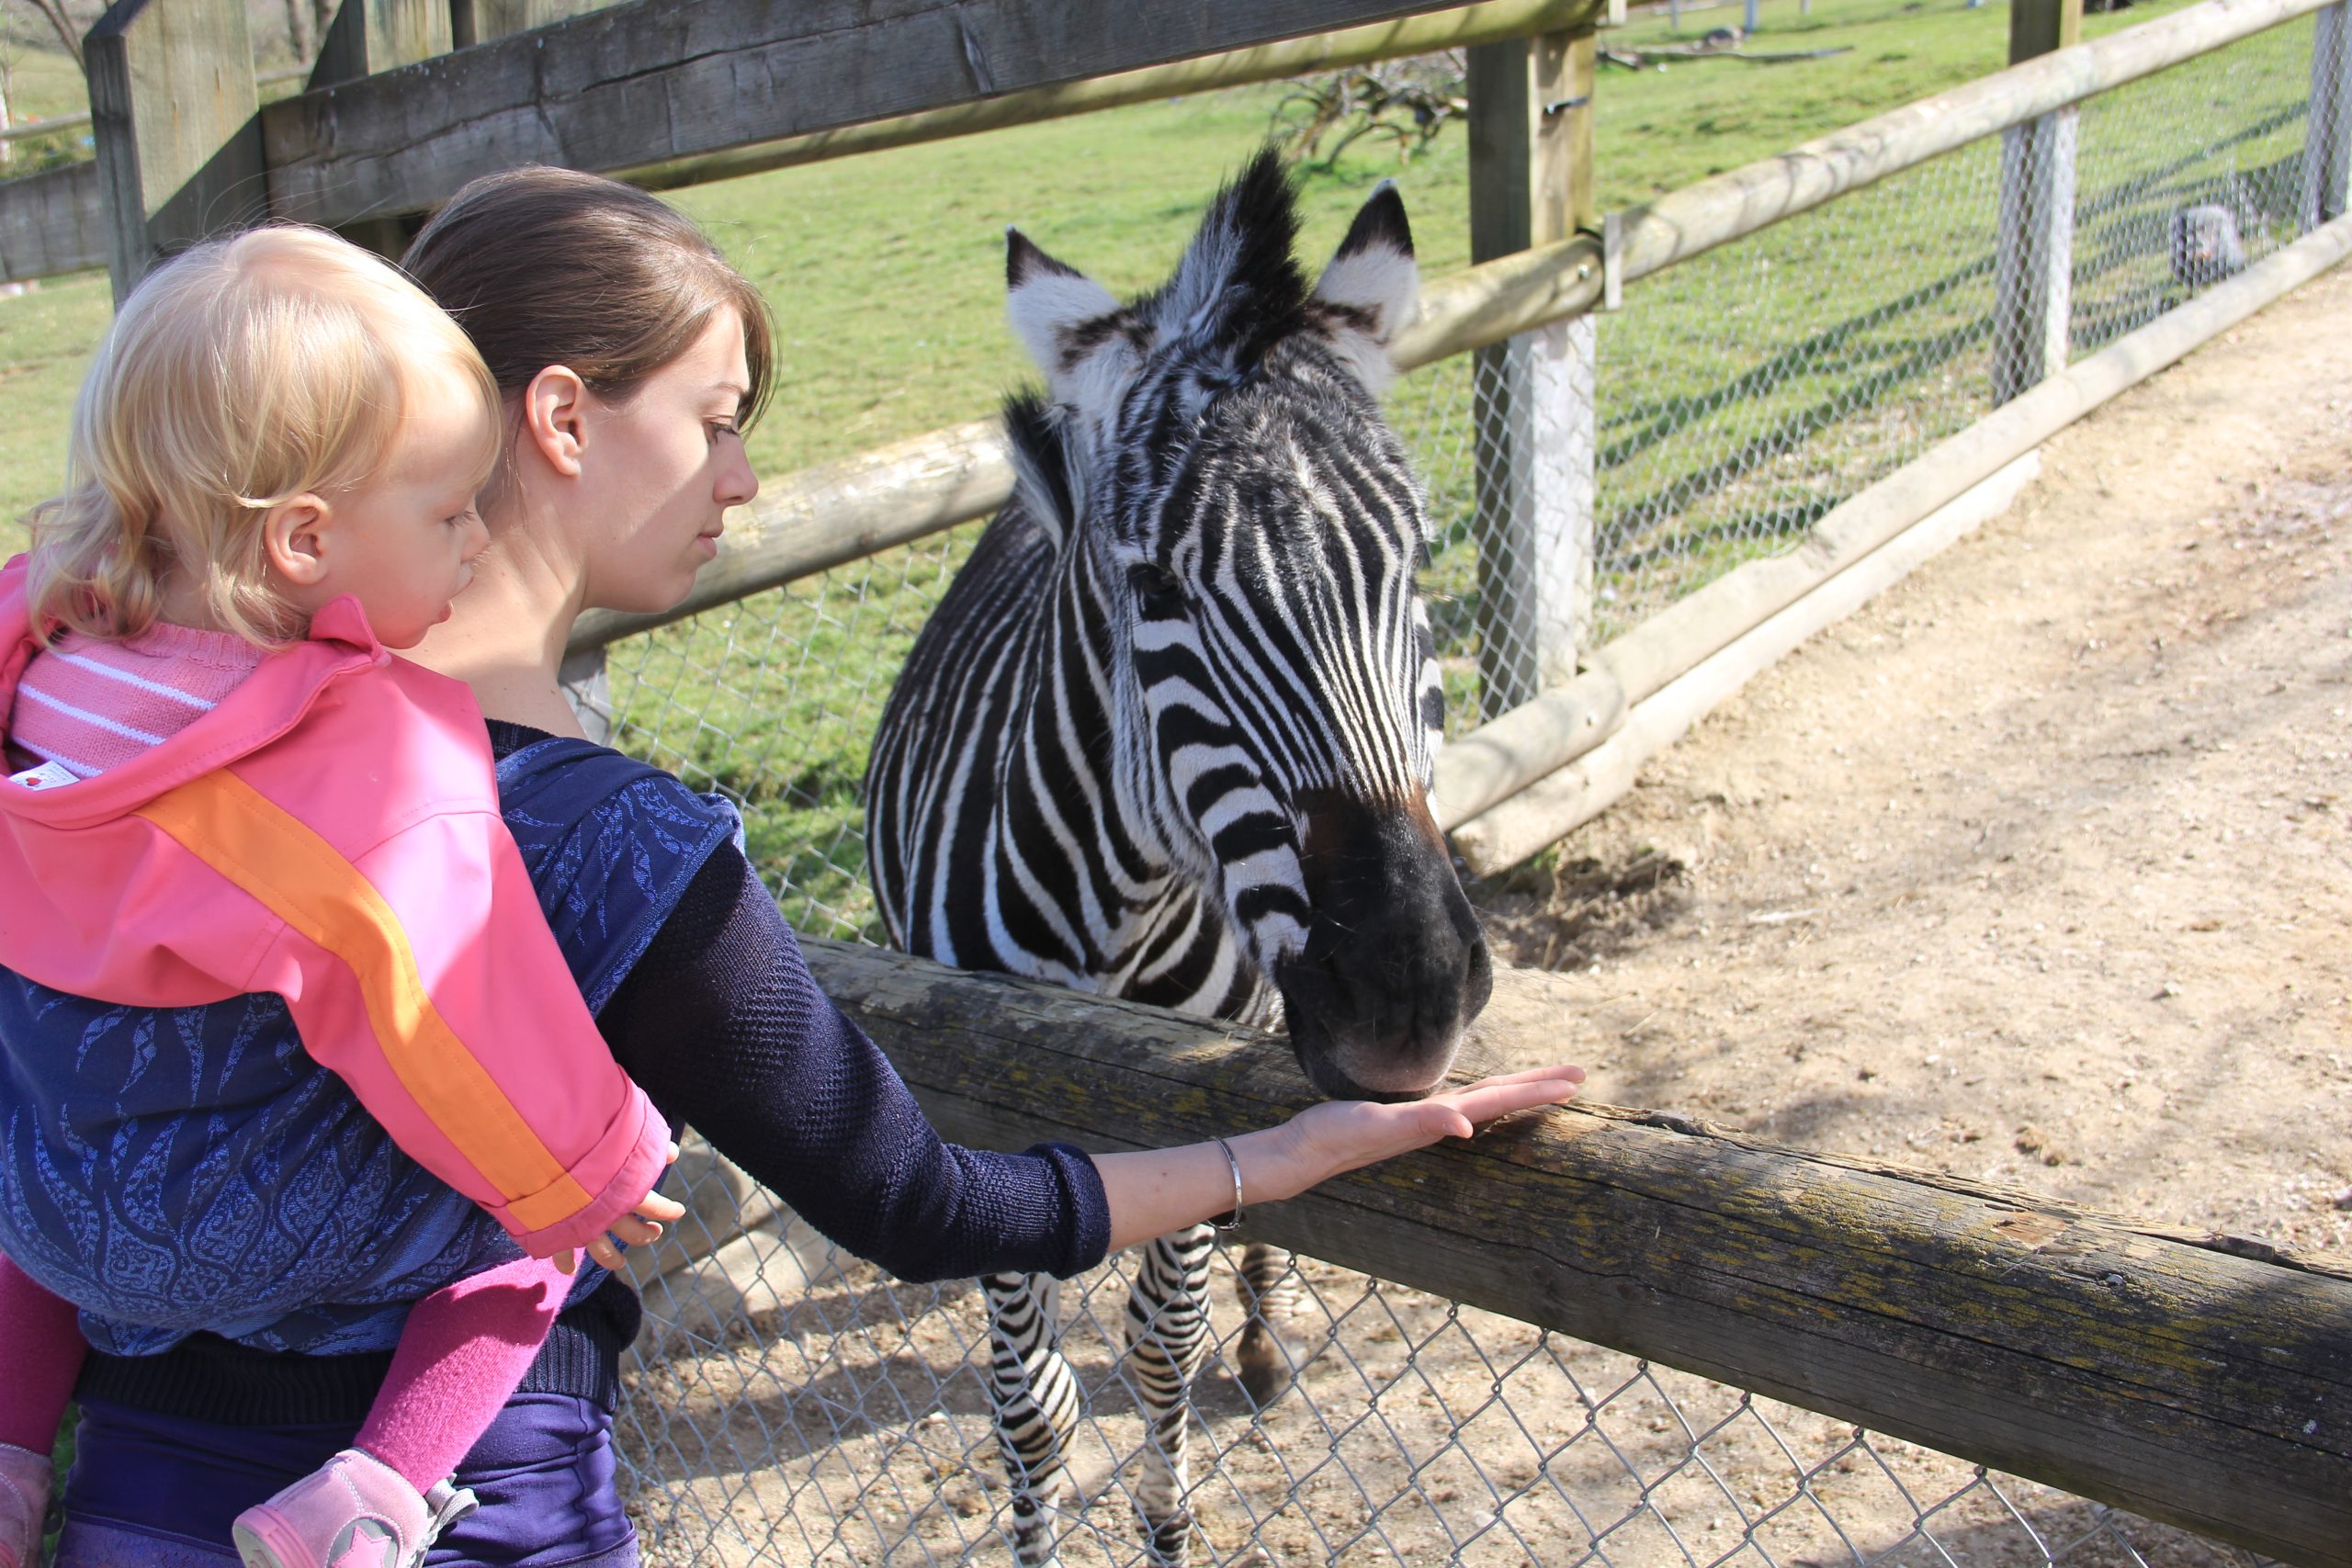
[
  {"left": 616, "top": 1194, "right": 2278, "bottom": 1567},
  {"left": 593, "top": 13, "right": 2339, "bottom": 1562}
]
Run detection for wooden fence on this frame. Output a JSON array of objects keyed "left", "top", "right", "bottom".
[{"left": 4, "top": 0, "right": 2349, "bottom": 1561}]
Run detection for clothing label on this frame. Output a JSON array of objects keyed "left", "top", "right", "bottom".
[{"left": 6, "top": 760, "right": 79, "bottom": 790}]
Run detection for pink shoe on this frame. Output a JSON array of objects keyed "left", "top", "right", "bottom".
[
  {"left": 0, "top": 1441, "right": 50, "bottom": 1568},
  {"left": 231, "top": 1450, "right": 475, "bottom": 1568}
]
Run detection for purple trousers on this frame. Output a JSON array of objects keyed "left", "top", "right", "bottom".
[{"left": 53, "top": 1392, "right": 638, "bottom": 1568}]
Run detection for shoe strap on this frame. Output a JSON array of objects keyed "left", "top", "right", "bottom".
[{"left": 414, "top": 1482, "right": 480, "bottom": 1562}]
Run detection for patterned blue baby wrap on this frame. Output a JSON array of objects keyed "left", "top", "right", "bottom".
[{"left": 0, "top": 730, "right": 740, "bottom": 1356}]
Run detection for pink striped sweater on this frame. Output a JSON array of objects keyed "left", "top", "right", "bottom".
[{"left": 8, "top": 623, "right": 265, "bottom": 777}]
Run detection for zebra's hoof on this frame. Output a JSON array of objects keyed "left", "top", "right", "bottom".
[{"left": 1233, "top": 1320, "right": 1304, "bottom": 1411}]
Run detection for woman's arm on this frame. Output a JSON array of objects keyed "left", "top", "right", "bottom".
[
  {"left": 595, "top": 848, "right": 1110, "bottom": 1281},
  {"left": 1088, "top": 1066, "right": 1584, "bottom": 1253},
  {"left": 596, "top": 848, "right": 1582, "bottom": 1278}
]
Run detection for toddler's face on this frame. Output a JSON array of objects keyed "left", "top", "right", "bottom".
[{"left": 323, "top": 365, "right": 494, "bottom": 649}]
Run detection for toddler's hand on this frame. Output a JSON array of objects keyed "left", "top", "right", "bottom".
[{"left": 554, "top": 1142, "right": 688, "bottom": 1275}]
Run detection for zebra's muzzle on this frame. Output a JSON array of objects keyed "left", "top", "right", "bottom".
[{"left": 1276, "top": 792, "right": 1493, "bottom": 1101}]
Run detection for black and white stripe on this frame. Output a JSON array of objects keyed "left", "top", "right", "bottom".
[{"left": 868, "top": 152, "right": 1488, "bottom": 1568}]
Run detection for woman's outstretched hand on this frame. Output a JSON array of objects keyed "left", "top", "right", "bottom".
[
  {"left": 1096, "top": 1065, "right": 1586, "bottom": 1254},
  {"left": 1267, "top": 1063, "right": 1587, "bottom": 1200}
]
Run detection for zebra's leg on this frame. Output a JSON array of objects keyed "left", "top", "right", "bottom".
[
  {"left": 1123, "top": 1224, "right": 1216, "bottom": 1567},
  {"left": 1229, "top": 1241, "right": 1307, "bottom": 1409},
  {"left": 984, "top": 1271, "right": 1082, "bottom": 1568}
]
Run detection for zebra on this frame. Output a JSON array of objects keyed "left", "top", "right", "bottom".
[{"left": 865, "top": 151, "right": 1492, "bottom": 1568}]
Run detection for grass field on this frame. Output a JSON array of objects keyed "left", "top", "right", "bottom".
[{"left": 0, "top": 0, "right": 2314, "bottom": 937}]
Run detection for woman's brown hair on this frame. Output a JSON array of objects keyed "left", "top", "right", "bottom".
[{"left": 402, "top": 165, "right": 775, "bottom": 434}]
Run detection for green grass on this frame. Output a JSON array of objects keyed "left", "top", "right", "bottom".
[{"left": 0, "top": 0, "right": 2315, "bottom": 934}]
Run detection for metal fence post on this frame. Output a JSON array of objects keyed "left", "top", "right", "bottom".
[
  {"left": 2307, "top": 0, "right": 2352, "bottom": 228},
  {"left": 86, "top": 0, "right": 266, "bottom": 303},
  {"left": 1465, "top": 28, "right": 1598, "bottom": 716},
  {"left": 559, "top": 646, "right": 616, "bottom": 746},
  {"left": 1991, "top": 0, "right": 2082, "bottom": 404}
]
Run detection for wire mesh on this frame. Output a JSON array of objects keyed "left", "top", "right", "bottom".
[
  {"left": 594, "top": 19, "right": 2336, "bottom": 1563},
  {"left": 616, "top": 1172, "right": 2277, "bottom": 1567}
]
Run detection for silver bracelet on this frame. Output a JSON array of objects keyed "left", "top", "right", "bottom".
[{"left": 1209, "top": 1136, "right": 1245, "bottom": 1232}]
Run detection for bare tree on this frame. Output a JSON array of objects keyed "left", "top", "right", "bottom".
[{"left": 11, "top": 0, "right": 91, "bottom": 67}]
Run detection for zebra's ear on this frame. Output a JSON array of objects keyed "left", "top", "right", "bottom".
[
  {"left": 1309, "top": 181, "right": 1419, "bottom": 395},
  {"left": 1006, "top": 227, "right": 1139, "bottom": 417}
]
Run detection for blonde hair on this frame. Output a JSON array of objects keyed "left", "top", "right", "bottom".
[{"left": 25, "top": 226, "right": 501, "bottom": 646}]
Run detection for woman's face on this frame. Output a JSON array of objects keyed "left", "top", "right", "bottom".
[{"left": 575, "top": 309, "right": 760, "bottom": 615}]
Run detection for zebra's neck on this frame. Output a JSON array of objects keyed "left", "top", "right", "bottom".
[{"left": 985, "top": 536, "right": 1276, "bottom": 1022}]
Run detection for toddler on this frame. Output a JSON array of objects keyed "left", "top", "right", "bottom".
[{"left": 0, "top": 227, "right": 685, "bottom": 1568}]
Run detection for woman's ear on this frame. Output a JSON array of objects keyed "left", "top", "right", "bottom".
[
  {"left": 521, "top": 365, "right": 590, "bottom": 478},
  {"left": 261, "top": 494, "right": 334, "bottom": 588}
]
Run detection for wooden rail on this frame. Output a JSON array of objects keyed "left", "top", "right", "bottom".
[
  {"left": 558, "top": 0, "right": 2330, "bottom": 654},
  {"left": 0, "top": 0, "right": 1593, "bottom": 283},
  {"left": 0, "top": 162, "right": 103, "bottom": 283},
  {"left": 256, "top": 0, "right": 1604, "bottom": 230},
  {"left": 797, "top": 939, "right": 2352, "bottom": 1568},
  {"left": 613, "top": 0, "right": 1597, "bottom": 193}
]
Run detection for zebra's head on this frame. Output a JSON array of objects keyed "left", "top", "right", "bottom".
[{"left": 1002, "top": 152, "right": 1491, "bottom": 1101}]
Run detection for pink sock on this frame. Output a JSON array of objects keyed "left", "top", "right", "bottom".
[
  {"left": 0, "top": 1253, "right": 85, "bottom": 1452},
  {"left": 354, "top": 1256, "right": 570, "bottom": 1492}
]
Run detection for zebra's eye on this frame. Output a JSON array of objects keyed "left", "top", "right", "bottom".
[{"left": 1127, "top": 563, "right": 1186, "bottom": 612}]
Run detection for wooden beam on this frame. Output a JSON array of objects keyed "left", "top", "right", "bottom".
[
  {"left": 549, "top": 0, "right": 2337, "bottom": 668},
  {"left": 85, "top": 0, "right": 267, "bottom": 301},
  {"left": 1442, "top": 212, "right": 2352, "bottom": 853},
  {"left": 614, "top": 0, "right": 1598, "bottom": 194},
  {"left": 1393, "top": 0, "right": 2335, "bottom": 369},
  {"left": 0, "top": 162, "right": 106, "bottom": 282},
  {"left": 307, "top": 0, "right": 453, "bottom": 257},
  {"left": 257, "top": 0, "right": 1606, "bottom": 229},
  {"left": 567, "top": 417, "right": 1008, "bottom": 656},
  {"left": 798, "top": 939, "right": 2351, "bottom": 1564}
]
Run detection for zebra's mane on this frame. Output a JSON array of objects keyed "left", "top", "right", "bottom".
[
  {"left": 1132, "top": 148, "right": 1311, "bottom": 376},
  {"left": 1000, "top": 390, "right": 1080, "bottom": 545}
]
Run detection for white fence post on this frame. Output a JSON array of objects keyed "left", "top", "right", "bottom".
[
  {"left": 1992, "top": 0, "right": 2082, "bottom": 404},
  {"left": 1465, "top": 28, "right": 1599, "bottom": 716},
  {"left": 2308, "top": 0, "right": 2352, "bottom": 228}
]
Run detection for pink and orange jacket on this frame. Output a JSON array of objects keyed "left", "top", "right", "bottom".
[{"left": 0, "top": 556, "right": 670, "bottom": 1258}]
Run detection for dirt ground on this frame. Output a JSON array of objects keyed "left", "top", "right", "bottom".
[{"left": 1474, "top": 262, "right": 2352, "bottom": 1264}]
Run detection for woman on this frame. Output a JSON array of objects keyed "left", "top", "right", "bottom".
[{"left": 31, "top": 168, "right": 1580, "bottom": 1566}]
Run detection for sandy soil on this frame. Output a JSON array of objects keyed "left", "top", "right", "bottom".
[{"left": 1476, "top": 262, "right": 2352, "bottom": 1264}]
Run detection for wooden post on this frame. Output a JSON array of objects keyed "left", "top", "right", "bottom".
[
  {"left": 448, "top": 0, "right": 557, "bottom": 50},
  {"left": 2308, "top": 0, "right": 2352, "bottom": 228},
  {"left": 1991, "top": 0, "right": 2082, "bottom": 403},
  {"left": 305, "top": 0, "right": 450, "bottom": 256},
  {"left": 85, "top": 0, "right": 266, "bottom": 303},
  {"left": 794, "top": 940, "right": 2352, "bottom": 1564},
  {"left": 309, "top": 0, "right": 448, "bottom": 85},
  {"left": 1465, "top": 28, "right": 1598, "bottom": 716}
]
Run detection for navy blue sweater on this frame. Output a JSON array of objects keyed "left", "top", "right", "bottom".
[{"left": 71, "top": 720, "right": 1108, "bottom": 1421}]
